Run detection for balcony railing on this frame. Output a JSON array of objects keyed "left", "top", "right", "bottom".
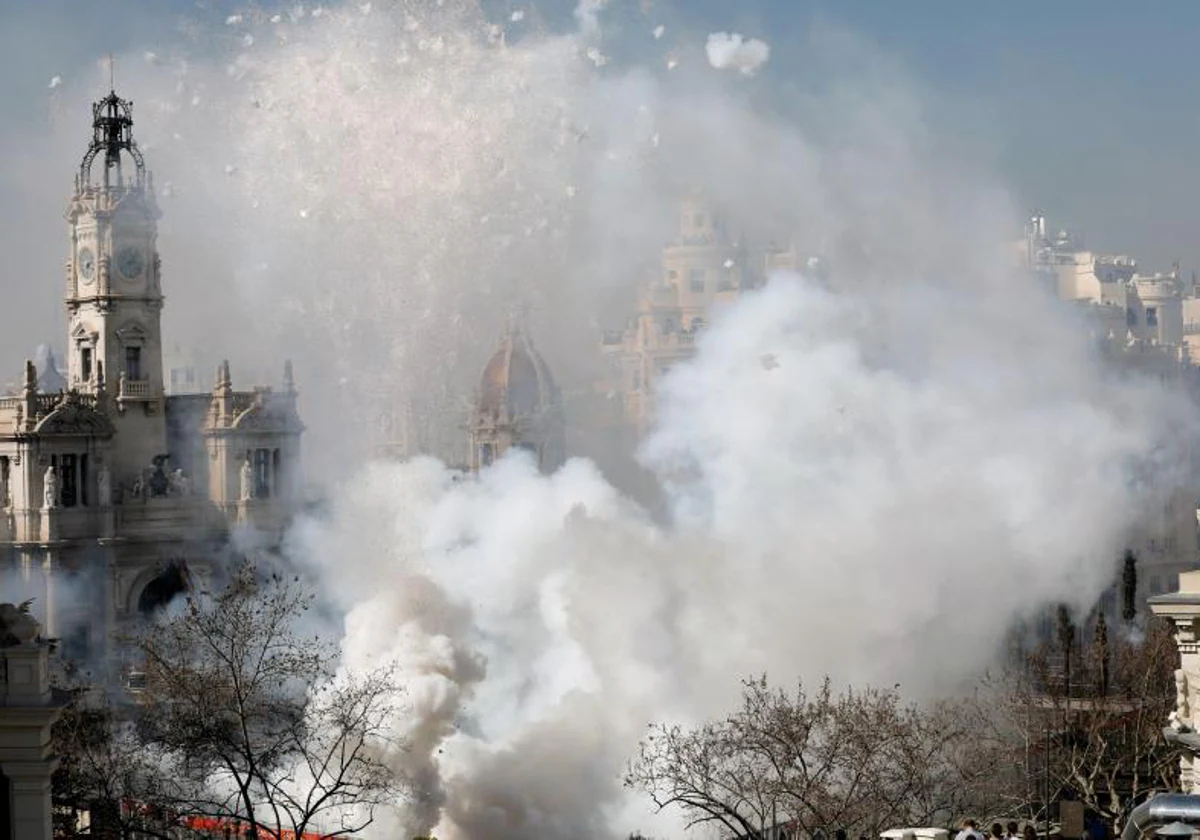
[{"left": 119, "top": 378, "right": 151, "bottom": 399}]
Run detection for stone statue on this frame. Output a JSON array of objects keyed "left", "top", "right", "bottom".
[
  {"left": 43, "top": 466, "right": 59, "bottom": 509},
  {"left": 1171, "top": 669, "right": 1193, "bottom": 732},
  {"left": 0, "top": 601, "right": 39, "bottom": 646},
  {"left": 170, "top": 469, "right": 192, "bottom": 498},
  {"left": 97, "top": 463, "right": 112, "bottom": 507},
  {"left": 148, "top": 456, "right": 170, "bottom": 499},
  {"left": 240, "top": 458, "right": 254, "bottom": 501}
]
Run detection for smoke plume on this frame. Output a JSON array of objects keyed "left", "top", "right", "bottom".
[{"left": 705, "top": 32, "right": 771, "bottom": 76}]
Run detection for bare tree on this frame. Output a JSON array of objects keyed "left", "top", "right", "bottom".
[
  {"left": 625, "top": 676, "right": 988, "bottom": 839},
  {"left": 130, "top": 561, "right": 403, "bottom": 840},
  {"left": 52, "top": 687, "right": 186, "bottom": 839},
  {"left": 984, "top": 614, "right": 1179, "bottom": 833}
]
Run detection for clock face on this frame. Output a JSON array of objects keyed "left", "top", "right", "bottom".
[
  {"left": 77, "top": 247, "right": 95, "bottom": 282},
  {"left": 117, "top": 246, "right": 144, "bottom": 280}
]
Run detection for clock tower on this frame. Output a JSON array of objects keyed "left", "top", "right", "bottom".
[{"left": 64, "top": 90, "right": 167, "bottom": 477}]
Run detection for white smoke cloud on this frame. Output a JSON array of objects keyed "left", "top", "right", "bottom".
[
  {"left": 575, "top": 0, "right": 609, "bottom": 37},
  {"left": 296, "top": 266, "right": 1189, "bottom": 838},
  {"left": 706, "top": 31, "right": 771, "bottom": 76}
]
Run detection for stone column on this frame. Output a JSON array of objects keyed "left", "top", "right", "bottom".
[
  {"left": 0, "top": 603, "right": 68, "bottom": 840},
  {"left": 1150, "top": 569, "right": 1200, "bottom": 793},
  {"left": 40, "top": 552, "right": 55, "bottom": 638},
  {"left": 2, "top": 759, "right": 59, "bottom": 840}
]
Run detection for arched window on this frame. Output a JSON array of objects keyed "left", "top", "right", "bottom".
[{"left": 137, "top": 563, "right": 189, "bottom": 615}]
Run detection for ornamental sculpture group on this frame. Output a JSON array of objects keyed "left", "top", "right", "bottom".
[
  {"left": 0, "top": 599, "right": 39, "bottom": 646},
  {"left": 40, "top": 458, "right": 191, "bottom": 510}
]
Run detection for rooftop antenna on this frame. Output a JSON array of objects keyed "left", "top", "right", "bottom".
[{"left": 108, "top": 52, "right": 115, "bottom": 93}]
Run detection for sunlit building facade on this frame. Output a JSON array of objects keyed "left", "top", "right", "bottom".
[{"left": 0, "top": 92, "right": 303, "bottom": 664}]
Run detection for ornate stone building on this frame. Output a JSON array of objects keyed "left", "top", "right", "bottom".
[
  {"left": 601, "top": 191, "right": 806, "bottom": 436},
  {"left": 0, "top": 603, "right": 68, "bottom": 840},
  {"left": 0, "top": 92, "right": 302, "bottom": 662},
  {"left": 469, "top": 321, "right": 565, "bottom": 473}
]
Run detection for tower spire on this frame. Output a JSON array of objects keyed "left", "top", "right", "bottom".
[{"left": 79, "top": 88, "right": 145, "bottom": 191}]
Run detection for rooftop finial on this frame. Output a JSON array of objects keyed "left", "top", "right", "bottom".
[
  {"left": 283, "top": 359, "right": 295, "bottom": 394},
  {"left": 79, "top": 87, "right": 146, "bottom": 191},
  {"left": 108, "top": 52, "right": 115, "bottom": 94},
  {"left": 216, "top": 359, "right": 232, "bottom": 391},
  {"left": 502, "top": 299, "right": 533, "bottom": 341}
]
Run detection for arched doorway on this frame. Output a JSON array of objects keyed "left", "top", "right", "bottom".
[{"left": 136, "top": 562, "right": 190, "bottom": 616}]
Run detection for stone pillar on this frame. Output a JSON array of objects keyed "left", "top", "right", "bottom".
[
  {"left": 40, "top": 553, "right": 55, "bottom": 639},
  {"left": 1150, "top": 570, "right": 1200, "bottom": 793},
  {"left": 0, "top": 603, "right": 68, "bottom": 840},
  {"left": 2, "top": 760, "right": 58, "bottom": 840}
]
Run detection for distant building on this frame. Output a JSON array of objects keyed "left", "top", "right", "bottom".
[
  {"left": 601, "top": 190, "right": 800, "bottom": 436},
  {"left": 469, "top": 318, "right": 565, "bottom": 474},
  {"left": 0, "top": 92, "right": 303, "bottom": 666},
  {"left": 162, "top": 343, "right": 203, "bottom": 395},
  {"left": 1018, "top": 213, "right": 1200, "bottom": 599}
]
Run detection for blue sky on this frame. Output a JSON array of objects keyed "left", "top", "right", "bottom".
[{"left": 2, "top": 1, "right": 1198, "bottom": 279}]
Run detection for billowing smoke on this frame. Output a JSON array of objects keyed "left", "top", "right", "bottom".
[
  {"left": 705, "top": 32, "right": 771, "bottom": 76},
  {"left": 19, "top": 1, "right": 1200, "bottom": 837},
  {"left": 297, "top": 273, "right": 1189, "bottom": 837}
]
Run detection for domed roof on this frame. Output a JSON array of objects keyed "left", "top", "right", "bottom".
[{"left": 478, "top": 325, "right": 557, "bottom": 420}]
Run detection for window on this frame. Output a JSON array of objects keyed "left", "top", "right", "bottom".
[
  {"left": 81, "top": 347, "right": 93, "bottom": 381},
  {"left": 125, "top": 346, "right": 143, "bottom": 381},
  {"left": 1146, "top": 307, "right": 1159, "bottom": 328},
  {"left": 693, "top": 213, "right": 705, "bottom": 227},
  {"left": 253, "top": 448, "right": 271, "bottom": 499},
  {"left": 689, "top": 269, "right": 705, "bottom": 293},
  {"left": 1127, "top": 308, "right": 1137, "bottom": 327},
  {"left": 56, "top": 454, "right": 78, "bottom": 508},
  {"left": 479, "top": 443, "right": 494, "bottom": 467},
  {"left": 272, "top": 449, "right": 283, "bottom": 499},
  {"left": 80, "top": 454, "right": 89, "bottom": 507},
  {"left": 667, "top": 269, "right": 678, "bottom": 280}
]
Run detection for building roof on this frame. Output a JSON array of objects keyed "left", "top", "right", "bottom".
[
  {"left": 478, "top": 324, "right": 557, "bottom": 420},
  {"left": 34, "top": 345, "right": 66, "bottom": 392}
]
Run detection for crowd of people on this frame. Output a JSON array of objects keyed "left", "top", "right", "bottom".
[{"left": 953, "top": 817, "right": 1110, "bottom": 840}]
